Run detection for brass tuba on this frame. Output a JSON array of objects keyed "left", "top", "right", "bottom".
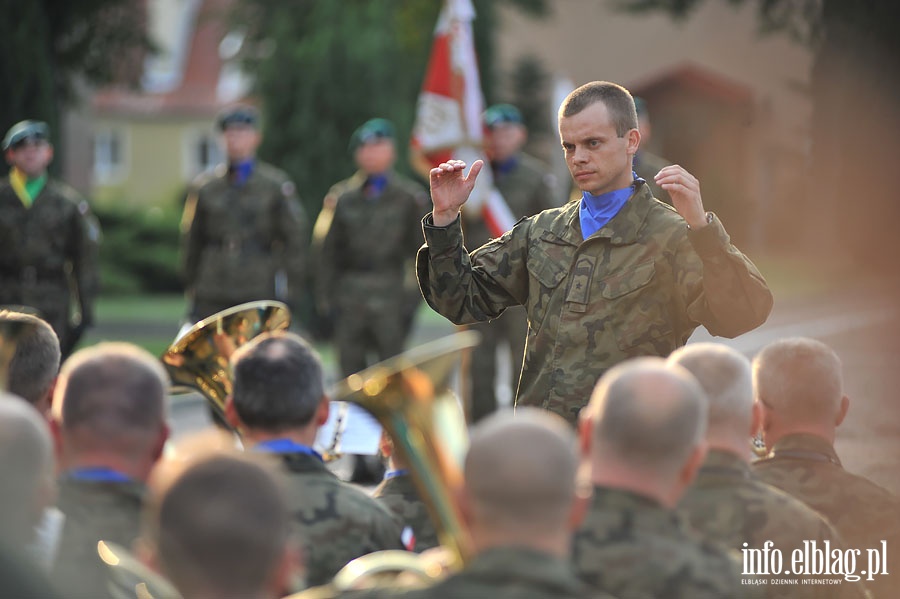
[
  {"left": 160, "top": 300, "right": 291, "bottom": 423},
  {"left": 287, "top": 330, "right": 479, "bottom": 597}
]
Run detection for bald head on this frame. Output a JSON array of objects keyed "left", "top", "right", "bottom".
[
  {"left": 753, "top": 337, "right": 844, "bottom": 426},
  {"left": 465, "top": 408, "right": 578, "bottom": 537},
  {"left": 2, "top": 310, "right": 60, "bottom": 412},
  {"left": 0, "top": 393, "right": 55, "bottom": 544},
  {"left": 145, "top": 451, "right": 292, "bottom": 598},
  {"left": 585, "top": 358, "right": 708, "bottom": 478},
  {"left": 667, "top": 343, "right": 752, "bottom": 435},
  {"left": 53, "top": 342, "right": 168, "bottom": 460}
]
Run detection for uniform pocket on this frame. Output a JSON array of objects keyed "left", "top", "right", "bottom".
[{"left": 600, "top": 261, "right": 673, "bottom": 351}]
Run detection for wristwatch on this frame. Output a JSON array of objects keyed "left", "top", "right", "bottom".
[{"left": 687, "top": 212, "right": 713, "bottom": 230}]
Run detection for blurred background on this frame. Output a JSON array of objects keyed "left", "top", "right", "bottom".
[{"left": 1, "top": 0, "right": 898, "bottom": 487}]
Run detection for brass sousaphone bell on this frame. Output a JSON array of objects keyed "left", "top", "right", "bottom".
[{"left": 160, "top": 300, "right": 291, "bottom": 423}]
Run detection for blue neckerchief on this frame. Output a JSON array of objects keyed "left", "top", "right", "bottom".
[
  {"left": 491, "top": 156, "right": 519, "bottom": 178},
  {"left": 384, "top": 469, "right": 409, "bottom": 480},
  {"left": 254, "top": 438, "right": 323, "bottom": 461},
  {"left": 579, "top": 176, "right": 637, "bottom": 239},
  {"left": 65, "top": 467, "right": 132, "bottom": 483},
  {"left": 364, "top": 173, "right": 389, "bottom": 198},
  {"left": 229, "top": 159, "right": 255, "bottom": 187}
]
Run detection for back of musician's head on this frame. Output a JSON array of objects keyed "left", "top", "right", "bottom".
[
  {"left": 52, "top": 342, "right": 168, "bottom": 462},
  {"left": 147, "top": 451, "right": 293, "bottom": 599},
  {"left": 753, "top": 337, "right": 844, "bottom": 427},
  {"left": 230, "top": 332, "right": 325, "bottom": 431},
  {"left": 0, "top": 393, "right": 55, "bottom": 545},
  {"left": 668, "top": 343, "right": 753, "bottom": 439},
  {"left": 464, "top": 408, "right": 579, "bottom": 540},
  {"left": 584, "top": 357, "right": 708, "bottom": 482},
  {"left": 2, "top": 310, "right": 60, "bottom": 412}
]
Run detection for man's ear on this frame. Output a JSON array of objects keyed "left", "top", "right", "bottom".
[
  {"left": 679, "top": 440, "right": 708, "bottom": 490},
  {"left": 577, "top": 415, "right": 593, "bottom": 458},
  {"left": 568, "top": 481, "right": 593, "bottom": 532},
  {"left": 49, "top": 417, "right": 65, "bottom": 472},
  {"left": 315, "top": 396, "right": 330, "bottom": 427},
  {"left": 750, "top": 401, "right": 763, "bottom": 437},
  {"left": 836, "top": 395, "right": 850, "bottom": 427},
  {"left": 626, "top": 127, "right": 641, "bottom": 155},
  {"left": 224, "top": 396, "right": 242, "bottom": 430}
]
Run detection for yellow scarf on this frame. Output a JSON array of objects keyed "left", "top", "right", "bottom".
[{"left": 9, "top": 168, "right": 33, "bottom": 207}]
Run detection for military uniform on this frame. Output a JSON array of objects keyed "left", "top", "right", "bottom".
[
  {"left": 376, "top": 547, "right": 604, "bottom": 599},
  {"left": 0, "top": 177, "right": 98, "bottom": 353},
  {"left": 680, "top": 449, "right": 870, "bottom": 598},
  {"left": 418, "top": 182, "right": 773, "bottom": 424},
  {"left": 180, "top": 161, "right": 309, "bottom": 322},
  {"left": 462, "top": 154, "right": 557, "bottom": 422},
  {"left": 573, "top": 486, "right": 757, "bottom": 598},
  {"left": 372, "top": 471, "right": 440, "bottom": 553},
  {"left": 276, "top": 452, "right": 403, "bottom": 587},
  {"left": 754, "top": 434, "right": 900, "bottom": 598},
  {"left": 50, "top": 477, "right": 145, "bottom": 599},
  {"left": 317, "top": 171, "right": 427, "bottom": 376}
]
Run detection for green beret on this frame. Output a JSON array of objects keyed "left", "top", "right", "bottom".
[
  {"left": 217, "top": 105, "right": 259, "bottom": 131},
  {"left": 482, "top": 104, "right": 523, "bottom": 129},
  {"left": 350, "top": 118, "right": 395, "bottom": 150},
  {"left": 3, "top": 120, "right": 49, "bottom": 151}
]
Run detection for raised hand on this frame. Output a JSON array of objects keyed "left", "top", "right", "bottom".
[
  {"left": 655, "top": 165, "right": 708, "bottom": 230},
  {"left": 430, "top": 159, "right": 484, "bottom": 227}
]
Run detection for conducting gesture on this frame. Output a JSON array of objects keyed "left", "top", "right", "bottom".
[
  {"left": 430, "top": 159, "right": 484, "bottom": 226},
  {"left": 655, "top": 165, "right": 708, "bottom": 229}
]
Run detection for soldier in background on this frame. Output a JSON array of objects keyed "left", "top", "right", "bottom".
[
  {"left": 464, "top": 104, "right": 558, "bottom": 423},
  {"left": 49, "top": 342, "right": 170, "bottom": 599},
  {"left": 573, "top": 358, "right": 753, "bottom": 598},
  {"left": 632, "top": 97, "right": 671, "bottom": 204},
  {"left": 180, "top": 105, "right": 309, "bottom": 323},
  {"left": 670, "top": 343, "right": 869, "bottom": 599},
  {"left": 1, "top": 310, "right": 60, "bottom": 417},
  {"left": 316, "top": 118, "right": 428, "bottom": 377},
  {"left": 225, "top": 331, "right": 403, "bottom": 587},
  {"left": 0, "top": 120, "right": 99, "bottom": 358},
  {"left": 752, "top": 337, "right": 900, "bottom": 598}
]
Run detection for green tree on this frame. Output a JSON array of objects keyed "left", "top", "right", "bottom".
[
  {"left": 233, "top": 0, "right": 547, "bottom": 221},
  {"left": 0, "top": 0, "right": 148, "bottom": 162},
  {"left": 615, "top": 0, "right": 900, "bottom": 269}
]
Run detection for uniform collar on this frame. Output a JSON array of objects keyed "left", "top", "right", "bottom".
[
  {"left": 696, "top": 449, "right": 753, "bottom": 482},
  {"left": 549, "top": 181, "right": 655, "bottom": 247},
  {"left": 465, "top": 546, "right": 585, "bottom": 593},
  {"left": 590, "top": 486, "right": 684, "bottom": 532},
  {"left": 767, "top": 433, "right": 842, "bottom": 467}
]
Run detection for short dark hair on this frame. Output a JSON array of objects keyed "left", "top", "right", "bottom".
[
  {"left": 559, "top": 81, "right": 638, "bottom": 137},
  {"left": 230, "top": 332, "right": 325, "bottom": 431},
  {"left": 151, "top": 454, "right": 290, "bottom": 597},
  {"left": 2, "top": 310, "right": 60, "bottom": 406}
]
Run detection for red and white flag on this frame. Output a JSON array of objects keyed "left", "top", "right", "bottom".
[{"left": 412, "top": 0, "right": 516, "bottom": 238}]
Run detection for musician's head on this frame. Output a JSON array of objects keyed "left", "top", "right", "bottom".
[{"left": 227, "top": 331, "right": 329, "bottom": 442}]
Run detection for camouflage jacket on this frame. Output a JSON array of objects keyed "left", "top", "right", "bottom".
[
  {"left": 461, "top": 153, "right": 558, "bottom": 249},
  {"left": 51, "top": 477, "right": 146, "bottom": 599},
  {"left": 754, "top": 434, "right": 900, "bottom": 598},
  {"left": 277, "top": 452, "right": 404, "bottom": 587},
  {"left": 180, "top": 161, "right": 309, "bottom": 306},
  {"left": 680, "top": 449, "right": 870, "bottom": 599},
  {"left": 384, "top": 546, "right": 605, "bottom": 599},
  {"left": 572, "top": 486, "right": 758, "bottom": 599},
  {"left": 0, "top": 177, "right": 98, "bottom": 321},
  {"left": 417, "top": 182, "right": 773, "bottom": 424},
  {"left": 372, "top": 472, "right": 440, "bottom": 553},
  {"left": 316, "top": 170, "right": 427, "bottom": 313}
]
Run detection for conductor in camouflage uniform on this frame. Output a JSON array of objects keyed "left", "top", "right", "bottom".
[
  {"left": 670, "top": 343, "right": 870, "bottom": 599},
  {"left": 574, "top": 358, "right": 756, "bottom": 598},
  {"left": 180, "top": 105, "right": 309, "bottom": 323},
  {"left": 464, "top": 104, "right": 558, "bottom": 422},
  {"left": 226, "top": 331, "right": 403, "bottom": 588},
  {"left": 0, "top": 120, "right": 98, "bottom": 357},
  {"left": 420, "top": 81, "right": 773, "bottom": 425},
  {"left": 316, "top": 118, "right": 428, "bottom": 377},
  {"left": 752, "top": 338, "right": 900, "bottom": 598}
]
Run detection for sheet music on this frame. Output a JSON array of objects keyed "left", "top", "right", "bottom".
[{"left": 314, "top": 401, "right": 382, "bottom": 456}]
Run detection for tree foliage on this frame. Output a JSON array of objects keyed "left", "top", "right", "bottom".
[
  {"left": 0, "top": 0, "right": 148, "bottom": 150},
  {"left": 233, "top": 0, "right": 547, "bottom": 221}
]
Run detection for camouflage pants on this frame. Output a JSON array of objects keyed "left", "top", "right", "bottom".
[
  {"left": 334, "top": 294, "right": 409, "bottom": 377},
  {"left": 467, "top": 306, "right": 527, "bottom": 423}
]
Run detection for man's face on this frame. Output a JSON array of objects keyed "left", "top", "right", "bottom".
[
  {"left": 484, "top": 123, "right": 525, "bottom": 162},
  {"left": 6, "top": 139, "right": 53, "bottom": 178},
  {"left": 559, "top": 101, "right": 639, "bottom": 196},
  {"left": 354, "top": 139, "right": 395, "bottom": 174},
  {"left": 221, "top": 124, "right": 260, "bottom": 162}
]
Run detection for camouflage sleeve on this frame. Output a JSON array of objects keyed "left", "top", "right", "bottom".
[
  {"left": 70, "top": 197, "right": 100, "bottom": 324},
  {"left": 416, "top": 214, "right": 528, "bottom": 325},
  {"left": 274, "top": 180, "right": 310, "bottom": 306},
  {"left": 179, "top": 186, "right": 204, "bottom": 292},
  {"left": 679, "top": 213, "right": 773, "bottom": 338}
]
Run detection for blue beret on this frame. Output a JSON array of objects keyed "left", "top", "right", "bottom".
[{"left": 217, "top": 105, "right": 259, "bottom": 131}]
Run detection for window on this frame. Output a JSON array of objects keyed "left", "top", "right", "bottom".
[{"left": 93, "top": 128, "right": 127, "bottom": 184}]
